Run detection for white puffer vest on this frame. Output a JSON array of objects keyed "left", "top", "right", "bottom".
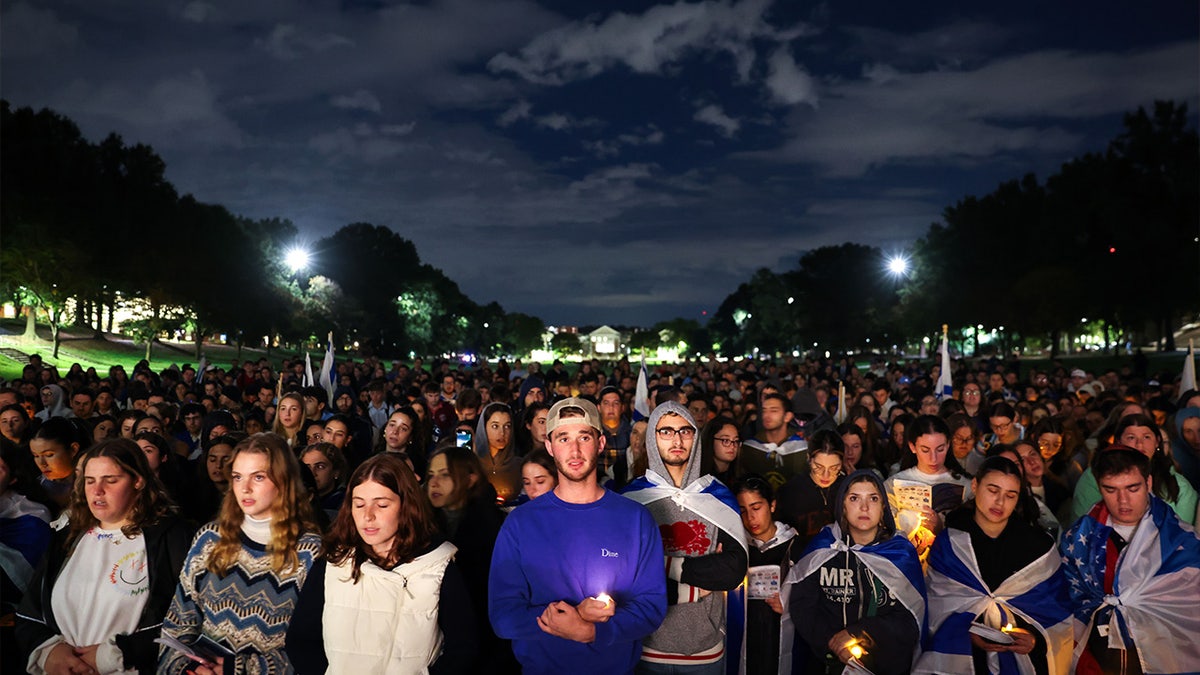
[{"left": 322, "top": 541, "right": 457, "bottom": 674}]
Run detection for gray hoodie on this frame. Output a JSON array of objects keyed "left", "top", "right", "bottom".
[{"left": 637, "top": 402, "right": 748, "bottom": 661}]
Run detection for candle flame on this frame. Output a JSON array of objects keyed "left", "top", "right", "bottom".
[
  {"left": 845, "top": 638, "right": 866, "bottom": 660},
  {"left": 1002, "top": 623, "right": 1014, "bottom": 633},
  {"left": 595, "top": 592, "right": 612, "bottom": 607}
]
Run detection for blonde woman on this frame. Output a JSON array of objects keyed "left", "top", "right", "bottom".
[{"left": 159, "top": 433, "right": 321, "bottom": 675}]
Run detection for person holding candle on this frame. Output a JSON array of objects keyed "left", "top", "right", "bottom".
[
  {"left": 488, "top": 397, "right": 666, "bottom": 675},
  {"left": 786, "top": 470, "right": 925, "bottom": 675},
  {"left": 883, "top": 415, "right": 971, "bottom": 562},
  {"left": 914, "top": 456, "right": 1072, "bottom": 675}
]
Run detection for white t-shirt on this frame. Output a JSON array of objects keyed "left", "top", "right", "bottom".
[{"left": 50, "top": 527, "right": 149, "bottom": 656}]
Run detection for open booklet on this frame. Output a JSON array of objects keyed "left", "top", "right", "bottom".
[
  {"left": 155, "top": 633, "right": 235, "bottom": 667},
  {"left": 843, "top": 658, "right": 875, "bottom": 675}
]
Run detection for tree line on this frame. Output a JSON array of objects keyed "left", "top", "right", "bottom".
[
  {"left": 705, "top": 100, "right": 1199, "bottom": 359},
  {"left": 2, "top": 100, "right": 1196, "bottom": 362},
  {"left": 0, "top": 100, "right": 546, "bottom": 360}
]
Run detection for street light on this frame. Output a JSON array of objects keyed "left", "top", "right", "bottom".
[
  {"left": 886, "top": 255, "right": 909, "bottom": 277},
  {"left": 285, "top": 247, "right": 311, "bottom": 273}
]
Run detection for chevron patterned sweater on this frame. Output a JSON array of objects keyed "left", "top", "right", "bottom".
[{"left": 159, "top": 523, "right": 322, "bottom": 675}]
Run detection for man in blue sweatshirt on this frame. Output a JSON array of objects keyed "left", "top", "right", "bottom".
[{"left": 489, "top": 397, "right": 667, "bottom": 675}]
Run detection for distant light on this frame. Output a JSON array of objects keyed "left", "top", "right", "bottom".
[
  {"left": 887, "top": 255, "right": 909, "bottom": 276},
  {"left": 787, "top": 296, "right": 795, "bottom": 305},
  {"left": 1108, "top": 247, "right": 1116, "bottom": 253},
  {"left": 285, "top": 247, "right": 310, "bottom": 272},
  {"left": 483, "top": 322, "right": 489, "bottom": 328}
]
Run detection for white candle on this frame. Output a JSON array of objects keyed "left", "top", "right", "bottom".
[{"left": 595, "top": 592, "right": 612, "bottom": 607}]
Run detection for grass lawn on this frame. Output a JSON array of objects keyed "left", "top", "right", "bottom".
[
  {"left": 0, "top": 319, "right": 280, "bottom": 382},
  {"left": 0, "top": 318, "right": 1191, "bottom": 384}
]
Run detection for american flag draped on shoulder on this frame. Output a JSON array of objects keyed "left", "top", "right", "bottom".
[
  {"left": 915, "top": 529, "right": 1073, "bottom": 675},
  {"left": 1059, "top": 496, "right": 1200, "bottom": 674},
  {"left": 782, "top": 523, "right": 927, "bottom": 675}
]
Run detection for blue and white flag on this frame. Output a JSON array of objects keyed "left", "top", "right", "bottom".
[
  {"left": 318, "top": 332, "right": 335, "bottom": 403},
  {"left": 1060, "top": 496, "right": 1200, "bottom": 674},
  {"left": 633, "top": 355, "right": 650, "bottom": 421},
  {"left": 935, "top": 330, "right": 953, "bottom": 400},
  {"left": 916, "top": 528, "right": 1073, "bottom": 675},
  {"left": 783, "top": 523, "right": 927, "bottom": 674},
  {"left": 622, "top": 472, "right": 747, "bottom": 553}
]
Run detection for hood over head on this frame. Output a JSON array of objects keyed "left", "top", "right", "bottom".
[
  {"left": 646, "top": 401, "right": 703, "bottom": 488},
  {"left": 475, "top": 401, "right": 516, "bottom": 460},
  {"left": 833, "top": 469, "right": 897, "bottom": 541}
]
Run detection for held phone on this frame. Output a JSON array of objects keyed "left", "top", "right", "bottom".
[{"left": 456, "top": 430, "right": 471, "bottom": 447}]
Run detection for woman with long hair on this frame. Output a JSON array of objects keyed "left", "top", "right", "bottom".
[
  {"left": 474, "top": 403, "right": 522, "bottom": 507},
  {"left": 884, "top": 415, "right": 971, "bottom": 562},
  {"left": 1029, "top": 416, "right": 1087, "bottom": 490},
  {"left": 16, "top": 439, "right": 193, "bottom": 675},
  {"left": 734, "top": 475, "right": 805, "bottom": 675},
  {"left": 699, "top": 415, "right": 741, "bottom": 487},
  {"left": 425, "top": 444, "right": 512, "bottom": 672},
  {"left": 1070, "top": 413, "right": 1197, "bottom": 525},
  {"left": 159, "top": 433, "right": 322, "bottom": 675},
  {"left": 916, "top": 457, "right": 1072, "bottom": 675},
  {"left": 29, "top": 418, "right": 89, "bottom": 511},
  {"left": 272, "top": 392, "right": 306, "bottom": 449},
  {"left": 786, "top": 470, "right": 925, "bottom": 675},
  {"left": 299, "top": 442, "right": 348, "bottom": 520},
  {"left": 775, "top": 429, "right": 845, "bottom": 547},
  {"left": 373, "top": 407, "right": 427, "bottom": 473},
  {"left": 286, "top": 454, "right": 475, "bottom": 673},
  {"left": 1, "top": 403, "right": 32, "bottom": 446},
  {"left": 519, "top": 449, "right": 557, "bottom": 502}
]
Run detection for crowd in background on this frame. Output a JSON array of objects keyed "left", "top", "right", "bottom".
[{"left": 1, "top": 347, "right": 1198, "bottom": 674}]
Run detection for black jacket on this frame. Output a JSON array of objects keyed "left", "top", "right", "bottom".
[{"left": 15, "top": 516, "right": 195, "bottom": 674}]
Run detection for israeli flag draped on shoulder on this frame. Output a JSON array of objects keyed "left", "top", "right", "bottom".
[
  {"left": 1060, "top": 496, "right": 1200, "bottom": 675},
  {"left": 915, "top": 528, "right": 1072, "bottom": 675},
  {"left": 623, "top": 472, "right": 747, "bottom": 553},
  {"left": 782, "top": 523, "right": 927, "bottom": 672}
]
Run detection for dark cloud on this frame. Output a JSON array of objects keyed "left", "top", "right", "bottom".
[{"left": 1, "top": 0, "right": 1196, "bottom": 327}]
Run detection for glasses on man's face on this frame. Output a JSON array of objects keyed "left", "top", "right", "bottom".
[
  {"left": 656, "top": 427, "right": 696, "bottom": 442},
  {"left": 713, "top": 436, "right": 740, "bottom": 449},
  {"left": 963, "top": 390, "right": 981, "bottom": 397}
]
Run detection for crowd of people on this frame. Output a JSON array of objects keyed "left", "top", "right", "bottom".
[{"left": 0, "top": 349, "right": 1198, "bottom": 674}]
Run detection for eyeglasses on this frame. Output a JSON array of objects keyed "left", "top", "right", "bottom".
[
  {"left": 963, "top": 390, "right": 981, "bottom": 397},
  {"left": 810, "top": 464, "right": 842, "bottom": 477},
  {"left": 656, "top": 427, "right": 696, "bottom": 442},
  {"left": 713, "top": 436, "right": 740, "bottom": 449}
]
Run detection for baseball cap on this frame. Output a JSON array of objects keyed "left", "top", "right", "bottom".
[{"left": 545, "top": 397, "right": 602, "bottom": 435}]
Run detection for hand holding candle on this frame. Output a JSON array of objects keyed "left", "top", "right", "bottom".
[{"left": 576, "top": 592, "right": 616, "bottom": 623}]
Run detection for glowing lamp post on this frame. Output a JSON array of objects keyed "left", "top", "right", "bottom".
[{"left": 285, "top": 247, "right": 311, "bottom": 274}]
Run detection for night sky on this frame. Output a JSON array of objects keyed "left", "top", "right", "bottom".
[{"left": 3, "top": 0, "right": 1197, "bottom": 326}]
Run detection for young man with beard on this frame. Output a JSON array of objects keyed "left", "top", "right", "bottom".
[
  {"left": 623, "top": 402, "right": 748, "bottom": 673},
  {"left": 489, "top": 398, "right": 666, "bottom": 675}
]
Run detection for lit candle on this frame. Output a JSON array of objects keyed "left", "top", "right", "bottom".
[
  {"left": 595, "top": 592, "right": 612, "bottom": 608},
  {"left": 846, "top": 638, "right": 866, "bottom": 660},
  {"left": 1001, "top": 623, "right": 1014, "bottom": 633}
]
